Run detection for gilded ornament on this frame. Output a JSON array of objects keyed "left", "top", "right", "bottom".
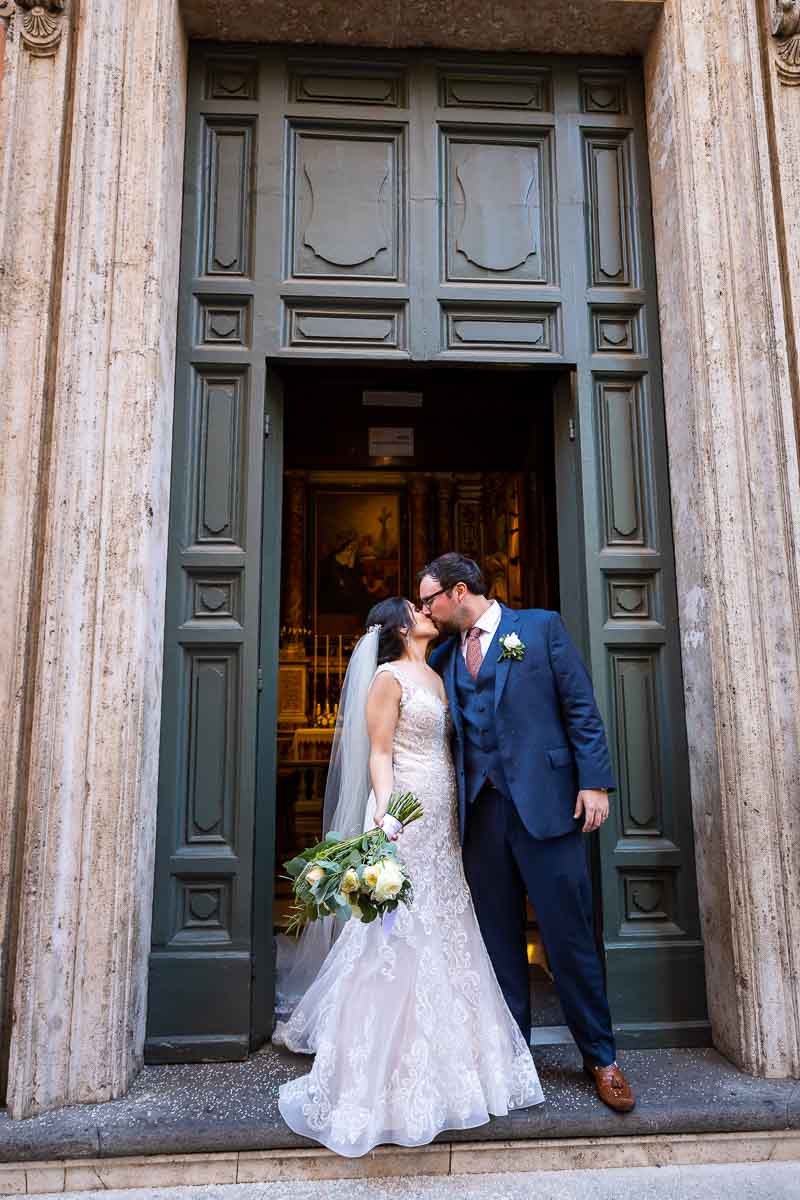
[{"left": 773, "top": 0, "right": 800, "bottom": 85}]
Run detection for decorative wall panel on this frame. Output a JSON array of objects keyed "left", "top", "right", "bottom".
[
  {"left": 188, "top": 574, "right": 241, "bottom": 623},
  {"left": 442, "top": 304, "right": 560, "bottom": 353},
  {"left": 193, "top": 371, "right": 245, "bottom": 547},
  {"left": 442, "top": 129, "right": 553, "bottom": 284},
  {"left": 205, "top": 57, "right": 258, "bottom": 101},
  {"left": 580, "top": 72, "right": 628, "bottom": 114},
  {"left": 289, "top": 61, "right": 407, "bottom": 107},
  {"left": 289, "top": 125, "right": 405, "bottom": 280},
  {"left": 439, "top": 68, "right": 550, "bottom": 110},
  {"left": 284, "top": 302, "right": 406, "bottom": 350},
  {"left": 195, "top": 297, "right": 251, "bottom": 348},
  {"left": 584, "top": 131, "right": 636, "bottom": 287},
  {"left": 596, "top": 376, "right": 649, "bottom": 548},
  {"left": 591, "top": 306, "right": 643, "bottom": 354},
  {"left": 611, "top": 650, "right": 664, "bottom": 838},
  {"left": 201, "top": 119, "right": 254, "bottom": 277},
  {"left": 170, "top": 879, "right": 233, "bottom": 944},
  {"left": 620, "top": 871, "right": 682, "bottom": 936},
  {"left": 605, "top": 574, "right": 658, "bottom": 623},
  {"left": 185, "top": 649, "right": 238, "bottom": 846}
]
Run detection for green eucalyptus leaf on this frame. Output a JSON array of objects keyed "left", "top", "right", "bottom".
[{"left": 284, "top": 856, "right": 309, "bottom": 878}]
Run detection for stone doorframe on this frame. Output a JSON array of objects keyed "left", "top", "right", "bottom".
[{"left": 0, "top": 0, "right": 798, "bottom": 1118}]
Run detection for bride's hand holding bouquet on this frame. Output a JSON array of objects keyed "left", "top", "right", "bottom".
[{"left": 283, "top": 790, "right": 423, "bottom": 934}]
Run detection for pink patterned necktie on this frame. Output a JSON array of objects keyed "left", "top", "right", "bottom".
[{"left": 465, "top": 626, "right": 484, "bottom": 680}]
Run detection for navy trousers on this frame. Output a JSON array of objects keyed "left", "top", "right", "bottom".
[{"left": 462, "top": 785, "right": 616, "bottom": 1067}]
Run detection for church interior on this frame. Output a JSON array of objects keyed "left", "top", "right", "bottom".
[{"left": 273, "top": 361, "right": 568, "bottom": 1027}]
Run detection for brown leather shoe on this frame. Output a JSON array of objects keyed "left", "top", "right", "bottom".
[{"left": 584, "top": 1061, "right": 636, "bottom": 1112}]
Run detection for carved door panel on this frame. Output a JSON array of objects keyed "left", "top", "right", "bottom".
[{"left": 152, "top": 47, "right": 707, "bottom": 1059}]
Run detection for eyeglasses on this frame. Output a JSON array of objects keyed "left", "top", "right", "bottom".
[{"left": 418, "top": 586, "right": 450, "bottom": 612}]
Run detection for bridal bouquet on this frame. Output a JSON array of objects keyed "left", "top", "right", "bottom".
[{"left": 283, "top": 791, "right": 423, "bottom": 935}]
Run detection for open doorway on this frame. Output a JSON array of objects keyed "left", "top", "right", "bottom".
[{"left": 270, "top": 361, "right": 573, "bottom": 1040}]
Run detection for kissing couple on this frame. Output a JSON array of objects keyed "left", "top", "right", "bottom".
[{"left": 274, "top": 552, "right": 634, "bottom": 1157}]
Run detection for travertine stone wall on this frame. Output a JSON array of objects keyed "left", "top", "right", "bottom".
[
  {"left": 645, "top": 0, "right": 800, "bottom": 1077},
  {"left": 4, "top": 0, "right": 188, "bottom": 1118},
  {"left": 181, "top": 0, "right": 665, "bottom": 54},
  {"left": 0, "top": 0, "right": 73, "bottom": 1097}
]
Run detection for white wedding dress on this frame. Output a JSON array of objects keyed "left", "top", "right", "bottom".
[{"left": 273, "top": 661, "right": 544, "bottom": 1156}]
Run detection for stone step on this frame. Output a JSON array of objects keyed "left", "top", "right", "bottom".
[
  {"left": 1, "top": 1046, "right": 798, "bottom": 1194},
  {"left": 2, "top": 1130, "right": 800, "bottom": 1195}
]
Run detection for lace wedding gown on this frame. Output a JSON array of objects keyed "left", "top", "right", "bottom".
[{"left": 273, "top": 661, "right": 544, "bottom": 1156}]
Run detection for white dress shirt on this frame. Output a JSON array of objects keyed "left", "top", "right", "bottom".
[{"left": 460, "top": 599, "right": 502, "bottom": 664}]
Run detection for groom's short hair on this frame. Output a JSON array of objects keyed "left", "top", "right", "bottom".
[{"left": 418, "top": 553, "right": 487, "bottom": 596}]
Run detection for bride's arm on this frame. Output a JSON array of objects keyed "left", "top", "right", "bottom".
[{"left": 365, "top": 672, "right": 401, "bottom": 826}]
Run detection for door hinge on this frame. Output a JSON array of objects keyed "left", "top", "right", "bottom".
[
  {"left": 264, "top": 413, "right": 271, "bottom": 438},
  {"left": 568, "top": 417, "right": 576, "bottom": 442},
  {"left": 257, "top": 666, "right": 264, "bottom": 692}
]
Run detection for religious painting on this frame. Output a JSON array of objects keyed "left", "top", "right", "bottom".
[{"left": 312, "top": 488, "right": 405, "bottom": 635}]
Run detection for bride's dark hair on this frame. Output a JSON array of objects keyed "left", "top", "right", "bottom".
[{"left": 365, "top": 596, "right": 413, "bottom": 665}]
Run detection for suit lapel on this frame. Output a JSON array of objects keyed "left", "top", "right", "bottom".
[
  {"left": 494, "top": 605, "right": 520, "bottom": 711},
  {"left": 442, "top": 637, "right": 463, "bottom": 738}
]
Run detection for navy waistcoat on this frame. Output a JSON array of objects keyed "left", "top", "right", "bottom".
[{"left": 455, "top": 642, "right": 511, "bottom": 804}]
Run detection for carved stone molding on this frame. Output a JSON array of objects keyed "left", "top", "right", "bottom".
[
  {"left": 773, "top": 1, "right": 800, "bottom": 84},
  {"left": 1, "top": 1, "right": 66, "bottom": 57}
]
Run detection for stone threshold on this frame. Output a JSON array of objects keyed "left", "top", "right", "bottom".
[
  {"left": 1, "top": 1047, "right": 798, "bottom": 1174},
  {"left": 3, "top": 1130, "right": 800, "bottom": 1194}
]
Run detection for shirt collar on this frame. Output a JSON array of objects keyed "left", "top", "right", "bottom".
[{"left": 460, "top": 599, "right": 502, "bottom": 643}]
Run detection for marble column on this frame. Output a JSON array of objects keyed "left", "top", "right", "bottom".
[
  {"left": 5, "top": 0, "right": 188, "bottom": 1117},
  {"left": 0, "top": 0, "right": 73, "bottom": 1097},
  {"left": 645, "top": 0, "right": 800, "bottom": 1077}
]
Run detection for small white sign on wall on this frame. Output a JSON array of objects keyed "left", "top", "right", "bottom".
[{"left": 368, "top": 427, "right": 415, "bottom": 457}]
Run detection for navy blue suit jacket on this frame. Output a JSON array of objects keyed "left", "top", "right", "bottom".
[{"left": 429, "top": 606, "right": 616, "bottom": 843}]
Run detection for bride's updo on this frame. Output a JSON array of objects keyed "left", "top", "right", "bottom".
[{"left": 365, "top": 596, "right": 413, "bottom": 665}]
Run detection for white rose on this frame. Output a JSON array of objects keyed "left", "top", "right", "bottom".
[
  {"left": 373, "top": 860, "right": 404, "bottom": 903},
  {"left": 503, "top": 633, "right": 522, "bottom": 649},
  {"left": 305, "top": 866, "right": 325, "bottom": 886},
  {"left": 362, "top": 864, "right": 380, "bottom": 890},
  {"left": 341, "top": 868, "right": 359, "bottom": 894}
]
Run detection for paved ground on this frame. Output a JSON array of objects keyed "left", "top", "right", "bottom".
[
  {"left": 13, "top": 1162, "right": 800, "bottom": 1199},
  {"left": 3, "top": 1047, "right": 799, "bottom": 1162}
]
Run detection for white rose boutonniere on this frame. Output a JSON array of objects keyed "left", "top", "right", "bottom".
[{"left": 498, "top": 631, "right": 526, "bottom": 663}]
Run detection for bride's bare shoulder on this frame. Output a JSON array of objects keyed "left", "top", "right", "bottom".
[{"left": 369, "top": 664, "right": 403, "bottom": 694}]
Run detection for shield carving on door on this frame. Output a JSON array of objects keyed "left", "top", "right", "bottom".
[
  {"left": 301, "top": 139, "right": 391, "bottom": 268},
  {"left": 455, "top": 145, "right": 538, "bottom": 272}
]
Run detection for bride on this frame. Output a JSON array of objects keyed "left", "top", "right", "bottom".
[{"left": 272, "top": 596, "right": 544, "bottom": 1156}]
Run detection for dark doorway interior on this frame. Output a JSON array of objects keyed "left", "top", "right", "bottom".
[{"left": 271, "top": 361, "right": 569, "bottom": 1037}]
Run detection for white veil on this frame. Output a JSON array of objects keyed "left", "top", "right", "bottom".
[{"left": 274, "top": 625, "right": 381, "bottom": 1020}]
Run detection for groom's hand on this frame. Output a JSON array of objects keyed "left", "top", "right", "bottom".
[{"left": 574, "top": 789, "right": 609, "bottom": 833}]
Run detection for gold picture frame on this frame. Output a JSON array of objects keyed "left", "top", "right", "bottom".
[{"left": 312, "top": 486, "right": 407, "bottom": 635}]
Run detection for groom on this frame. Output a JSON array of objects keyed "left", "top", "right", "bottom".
[{"left": 422, "top": 553, "right": 635, "bottom": 1113}]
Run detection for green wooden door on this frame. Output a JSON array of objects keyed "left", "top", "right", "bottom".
[
  {"left": 557, "top": 82, "right": 708, "bottom": 1044},
  {"left": 149, "top": 46, "right": 707, "bottom": 1059},
  {"left": 146, "top": 55, "right": 284, "bottom": 1060}
]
